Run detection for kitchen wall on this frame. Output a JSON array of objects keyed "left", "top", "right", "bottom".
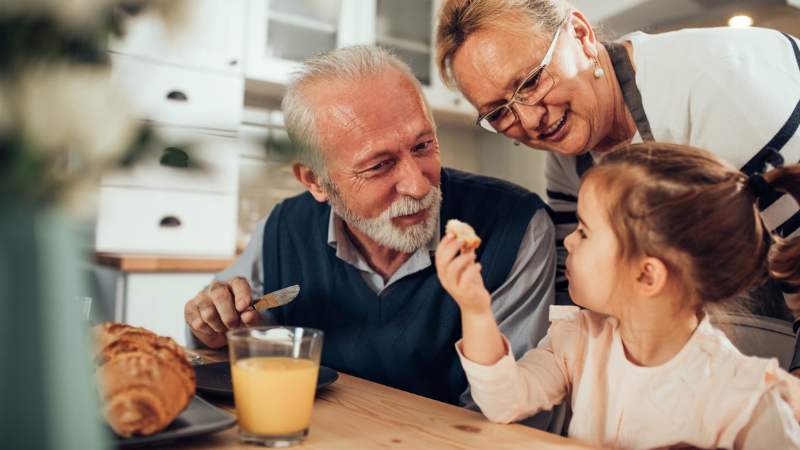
[{"left": 437, "top": 122, "right": 548, "bottom": 197}]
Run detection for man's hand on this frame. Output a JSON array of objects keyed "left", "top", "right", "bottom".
[{"left": 184, "top": 276, "right": 263, "bottom": 348}]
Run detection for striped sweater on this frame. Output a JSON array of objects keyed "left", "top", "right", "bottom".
[{"left": 547, "top": 28, "right": 800, "bottom": 325}]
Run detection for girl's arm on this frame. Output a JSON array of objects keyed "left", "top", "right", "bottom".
[
  {"left": 436, "top": 233, "right": 574, "bottom": 424},
  {"left": 734, "top": 388, "right": 800, "bottom": 450},
  {"left": 435, "top": 233, "right": 505, "bottom": 365}
]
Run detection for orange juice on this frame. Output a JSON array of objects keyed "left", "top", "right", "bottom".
[{"left": 232, "top": 357, "right": 319, "bottom": 435}]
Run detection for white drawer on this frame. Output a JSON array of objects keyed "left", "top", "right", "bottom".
[
  {"left": 109, "top": 0, "right": 245, "bottom": 75},
  {"left": 111, "top": 56, "right": 244, "bottom": 131},
  {"left": 95, "top": 187, "right": 237, "bottom": 256},
  {"left": 102, "top": 128, "right": 239, "bottom": 194}
]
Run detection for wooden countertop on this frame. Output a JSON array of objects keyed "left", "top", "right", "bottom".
[
  {"left": 95, "top": 253, "right": 236, "bottom": 273},
  {"left": 166, "top": 349, "right": 599, "bottom": 450}
]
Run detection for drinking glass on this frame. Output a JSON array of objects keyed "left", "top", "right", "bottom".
[
  {"left": 228, "top": 326, "right": 324, "bottom": 447},
  {"left": 76, "top": 296, "right": 92, "bottom": 322}
]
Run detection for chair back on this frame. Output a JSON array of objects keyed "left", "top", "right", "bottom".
[{"left": 713, "top": 314, "right": 795, "bottom": 370}]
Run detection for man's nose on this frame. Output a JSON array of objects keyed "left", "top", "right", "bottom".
[{"left": 395, "top": 158, "right": 430, "bottom": 199}]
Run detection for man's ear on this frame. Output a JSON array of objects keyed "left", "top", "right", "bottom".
[
  {"left": 634, "top": 256, "right": 668, "bottom": 298},
  {"left": 568, "top": 10, "right": 599, "bottom": 59},
  {"left": 292, "top": 161, "right": 328, "bottom": 203}
]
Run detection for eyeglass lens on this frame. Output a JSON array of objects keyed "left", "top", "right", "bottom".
[{"left": 478, "top": 68, "right": 555, "bottom": 133}]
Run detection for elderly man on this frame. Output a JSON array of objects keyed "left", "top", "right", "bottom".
[{"left": 184, "top": 45, "right": 555, "bottom": 414}]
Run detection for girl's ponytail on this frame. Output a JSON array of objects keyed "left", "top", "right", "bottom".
[{"left": 765, "top": 164, "right": 800, "bottom": 285}]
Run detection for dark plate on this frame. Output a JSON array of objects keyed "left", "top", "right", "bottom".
[
  {"left": 194, "top": 361, "right": 338, "bottom": 400},
  {"left": 112, "top": 395, "right": 236, "bottom": 449}
]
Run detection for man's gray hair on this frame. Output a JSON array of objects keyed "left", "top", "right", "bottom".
[{"left": 282, "top": 45, "right": 436, "bottom": 181}]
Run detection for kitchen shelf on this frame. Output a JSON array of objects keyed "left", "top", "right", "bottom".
[
  {"left": 376, "top": 34, "right": 430, "bottom": 54},
  {"left": 268, "top": 11, "right": 337, "bottom": 34}
]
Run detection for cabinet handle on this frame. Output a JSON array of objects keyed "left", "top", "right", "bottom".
[
  {"left": 229, "top": 60, "right": 238, "bottom": 66},
  {"left": 119, "top": 3, "right": 145, "bottom": 16},
  {"left": 160, "top": 147, "right": 189, "bottom": 168},
  {"left": 167, "top": 91, "right": 188, "bottom": 101},
  {"left": 159, "top": 216, "right": 182, "bottom": 228}
]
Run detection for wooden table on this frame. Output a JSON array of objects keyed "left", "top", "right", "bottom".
[
  {"left": 95, "top": 253, "right": 236, "bottom": 273},
  {"left": 167, "top": 350, "right": 598, "bottom": 449}
]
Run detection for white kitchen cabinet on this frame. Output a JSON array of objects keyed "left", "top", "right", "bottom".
[
  {"left": 353, "top": 0, "right": 476, "bottom": 118},
  {"left": 244, "top": 0, "right": 368, "bottom": 85},
  {"left": 101, "top": 127, "right": 240, "bottom": 194},
  {"left": 111, "top": 56, "right": 244, "bottom": 131},
  {"left": 96, "top": 126, "right": 240, "bottom": 256},
  {"left": 96, "top": 187, "right": 238, "bottom": 255},
  {"left": 122, "top": 272, "right": 215, "bottom": 346},
  {"left": 363, "top": 0, "right": 439, "bottom": 115},
  {"left": 424, "top": 0, "right": 477, "bottom": 118},
  {"left": 243, "top": 0, "right": 476, "bottom": 120},
  {"left": 109, "top": 0, "right": 246, "bottom": 74},
  {"left": 100, "top": 2, "right": 245, "bottom": 257},
  {"left": 374, "top": 0, "right": 433, "bottom": 85}
]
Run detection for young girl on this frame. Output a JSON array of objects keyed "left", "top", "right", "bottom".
[{"left": 436, "top": 143, "right": 800, "bottom": 449}]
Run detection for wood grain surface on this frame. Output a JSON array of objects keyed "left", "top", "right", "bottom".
[
  {"left": 95, "top": 253, "right": 235, "bottom": 272},
  {"left": 165, "top": 349, "right": 599, "bottom": 450}
]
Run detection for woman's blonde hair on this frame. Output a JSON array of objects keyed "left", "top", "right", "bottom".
[
  {"left": 435, "top": 0, "right": 571, "bottom": 89},
  {"left": 584, "top": 143, "right": 800, "bottom": 310}
]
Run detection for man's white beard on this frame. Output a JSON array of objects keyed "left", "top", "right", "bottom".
[{"left": 324, "top": 181, "right": 442, "bottom": 254}]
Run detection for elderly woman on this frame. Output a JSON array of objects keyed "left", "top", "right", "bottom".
[{"left": 436, "top": 0, "right": 800, "bottom": 368}]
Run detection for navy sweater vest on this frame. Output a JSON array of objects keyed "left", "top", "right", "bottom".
[{"left": 262, "top": 168, "right": 548, "bottom": 405}]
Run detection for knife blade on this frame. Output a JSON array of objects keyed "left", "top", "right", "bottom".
[{"left": 249, "top": 285, "right": 300, "bottom": 310}]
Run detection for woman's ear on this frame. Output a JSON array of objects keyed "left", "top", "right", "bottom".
[
  {"left": 293, "top": 161, "right": 328, "bottom": 203},
  {"left": 634, "top": 256, "right": 669, "bottom": 298},
  {"left": 568, "top": 10, "right": 599, "bottom": 58}
]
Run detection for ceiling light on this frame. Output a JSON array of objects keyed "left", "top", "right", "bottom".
[{"left": 728, "top": 15, "right": 753, "bottom": 28}]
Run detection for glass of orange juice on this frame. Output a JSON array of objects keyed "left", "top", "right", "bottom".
[{"left": 228, "top": 326, "right": 324, "bottom": 447}]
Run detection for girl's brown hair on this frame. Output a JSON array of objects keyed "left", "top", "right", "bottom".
[{"left": 583, "top": 143, "right": 800, "bottom": 309}]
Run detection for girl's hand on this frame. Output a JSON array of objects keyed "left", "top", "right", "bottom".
[{"left": 435, "top": 233, "right": 492, "bottom": 314}]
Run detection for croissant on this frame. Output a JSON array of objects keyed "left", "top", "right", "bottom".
[{"left": 93, "top": 322, "right": 196, "bottom": 437}]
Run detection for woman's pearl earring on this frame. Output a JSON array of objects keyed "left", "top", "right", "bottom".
[{"left": 593, "top": 58, "right": 604, "bottom": 78}]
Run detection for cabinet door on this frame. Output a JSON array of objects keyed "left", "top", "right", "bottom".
[
  {"left": 374, "top": 0, "right": 433, "bottom": 86},
  {"left": 110, "top": 56, "right": 244, "bottom": 131},
  {"left": 101, "top": 127, "right": 240, "bottom": 194},
  {"left": 370, "top": 0, "right": 476, "bottom": 120},
  {"left": 124, "top": 273, "right": 215, "bottom": 346},
  {"left": 244, "top": 0, "right": 368, "bottom": 84},
  {"left": 95, "top": 188, "right": 238, "bottom": 256},
  {"left": 109, "top": 0, "right": 246, "bottom": 74}
]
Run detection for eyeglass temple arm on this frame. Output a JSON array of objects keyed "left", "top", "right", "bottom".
[{"left": 542, "top": 17, "right": 568, "bottom": 66}]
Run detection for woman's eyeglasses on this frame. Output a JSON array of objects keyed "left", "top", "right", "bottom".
[{"left": 476, "top": 17, "right": 568, "bottom": 134}]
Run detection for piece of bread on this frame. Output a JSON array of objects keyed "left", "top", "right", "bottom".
[
  {"left": 445, "top": 219, "right": 481, "bottom": 249},
  {"left": 93, "top": 322, "right": 196, "bottom": 437}
]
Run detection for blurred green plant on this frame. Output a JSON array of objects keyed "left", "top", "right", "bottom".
[
  {"left": 1, "top": 3, "right": 190, "bottom": 449},
  {"left": 0, "top": 0, "right": 187, "bottom": 205}
]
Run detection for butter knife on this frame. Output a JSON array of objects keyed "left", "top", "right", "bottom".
[{"left": 249, "top": 285, "right": 300, "bottom": 310}]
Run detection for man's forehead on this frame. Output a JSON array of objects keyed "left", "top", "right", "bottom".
[
  {"left": 311, "top": 71, "right": 432, "bottom": 148},
  {"left": 310, "top": 68, "right": 421, "bottom": 115}
]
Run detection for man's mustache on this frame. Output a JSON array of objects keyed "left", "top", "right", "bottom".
[{"left": 386, "top": 187, "right": 441, "bottom": 219}]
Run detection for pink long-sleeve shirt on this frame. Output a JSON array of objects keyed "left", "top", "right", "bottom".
[{"left": 458, "top": 306, "right": 800, "bottom": 449}]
